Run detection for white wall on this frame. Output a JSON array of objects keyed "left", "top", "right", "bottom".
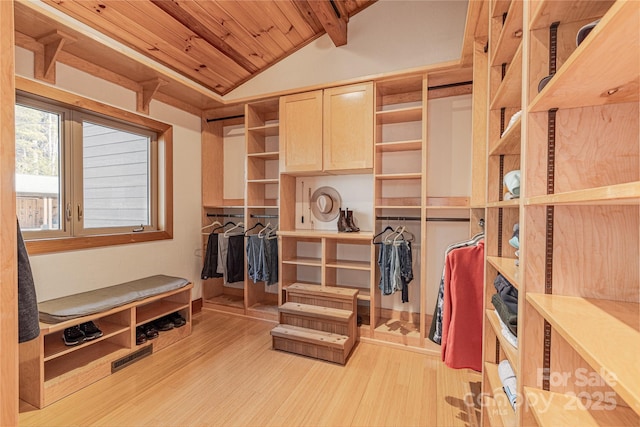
[
  {"left": 224, "top": 0, "right": 468, "bottom": 100},
  {"left": 16, "top": 47, "right": 204, "bottom": 302},
  {"left": 14, "top": 0, "right": 469, "bottom": 304}
]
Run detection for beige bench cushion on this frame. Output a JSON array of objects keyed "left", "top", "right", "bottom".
[{"left": 38, "top": 275, "right": 189, "bottom": 324}]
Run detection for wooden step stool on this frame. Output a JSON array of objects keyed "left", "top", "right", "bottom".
[{"left": 270, "top": 283, "right": 358, "bottom": 364}]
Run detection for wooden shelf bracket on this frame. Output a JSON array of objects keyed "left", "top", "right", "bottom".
[{"left": 35, "top": 30, "right": 77, "bottom": 84}]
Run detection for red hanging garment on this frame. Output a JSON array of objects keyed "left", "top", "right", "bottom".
[{"left": 441, "top": 240, "right": 484, "bottom": 371}]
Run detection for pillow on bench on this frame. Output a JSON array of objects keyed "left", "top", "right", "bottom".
[{"left": 39, "top": 275, "right": 190, "bottom": 324}]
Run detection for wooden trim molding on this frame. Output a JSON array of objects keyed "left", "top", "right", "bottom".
[
  {"left": 15, "top": 76, "right": 174, "bottom": 255},
  {"left": 191, "top": 297, "right": 203, "bottom": 314},
  {"left": 0, "top": 1, "right": 18, "bottom": 425}
]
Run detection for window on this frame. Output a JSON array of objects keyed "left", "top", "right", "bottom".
[{"left": 15, "top": 83, "right": 172, "bottom": 254}]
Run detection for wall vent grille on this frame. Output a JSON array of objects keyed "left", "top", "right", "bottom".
[{"left": 111, "top": 345, "right": 153, "bottom": 373}]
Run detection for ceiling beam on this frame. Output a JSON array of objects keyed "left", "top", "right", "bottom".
[
  {"left": 149, "top": 0, "right": 258, "bottom": 74},
  {"left": 306, "top": 0, "right": 348, "bottom": 47}
]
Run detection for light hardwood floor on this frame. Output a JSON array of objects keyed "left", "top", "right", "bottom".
[{"left": 19, "top": 310, "right": 480, "bottom": 427}]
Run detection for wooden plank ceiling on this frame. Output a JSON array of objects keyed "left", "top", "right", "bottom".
[{"left": 39, "top": 0, "right": 375, "bottom": 96}]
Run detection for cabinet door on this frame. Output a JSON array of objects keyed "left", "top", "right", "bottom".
[
  {"left": 323, "top": 82, "right": 374, "bottom": 172},
  {"left": 279, "top": 90, "right": 323, "bottom": 173}
]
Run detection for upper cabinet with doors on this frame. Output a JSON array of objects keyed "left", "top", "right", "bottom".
[{"left": 280, "top": 82, "right": 374, "bottom": 174}]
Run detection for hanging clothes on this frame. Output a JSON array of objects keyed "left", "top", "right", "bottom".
[
  {"left": 376, "top": 239, "right": 413, "bottom": 302},
  {"left": 17, "top": 219, "right": 40, "bottom": 343},
  {"left": 441, "top": 240, "right": 484, "bottom": 371},
  {"left": 217, "top": 233, "right": 230, "bottom": 281},
  {"left": 247, "top": 235, "right": 267, "bottom": 283},
  {"left": 429, "top": 233, "right": 484, "bottom": 344},
  {"left": 264, "top": 237, "right": 278, "bottom": 286},
  {"left": 226, "top": 234, "right": 245, "bottom": 283},
  {"left": 246, "top": 234, "right": 279, "bottom": 285},
  {"left": 201, "top": 232, "right": 223, "bottom": 280}
]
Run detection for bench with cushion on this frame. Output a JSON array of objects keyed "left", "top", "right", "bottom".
[
  {"left": 38, "top": 274, "right": 190, "bottom": 323},
  {"left": 20, "top": 274, "right": 193, "bottom": 408}
]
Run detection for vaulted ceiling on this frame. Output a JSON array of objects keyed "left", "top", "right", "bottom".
[{"left": 37, "top": 0, "right": 375, "bottom": 96}]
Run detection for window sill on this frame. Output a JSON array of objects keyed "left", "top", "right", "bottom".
[{"left": 25, "top": 230, "right": 173, "bottom": 255}]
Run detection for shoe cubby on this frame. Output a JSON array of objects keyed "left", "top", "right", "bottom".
[
  {"left": 19, "top": 283, "right": 192, "bottom": 408},
  {"left": 135, "top": 289, "right": 192, "bottom": 352}
]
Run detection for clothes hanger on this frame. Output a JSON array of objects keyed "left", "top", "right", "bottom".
[
  {"left": 211, "top": 221, "right": 235, "bottom": 233},
  {"left": 373, "top": 225, "right": 395, "bottom": 244},
  {"left": 201, "top": 220, "right": 221, "bottom": 231},
  {"left": 223, "top": 222, "right": 244, "bottom": 237},
  {"left": 266, "top": 224, "right": 279, "bottom": 240},
  {"left": 399, "top": 226, "right": 415, "bottom": 242},
  {"left": 258, "top": 222, "right": 272, "bottom": 238},
  {"left": 243, "top": 222, "right": 264, "bottom": 236},
  {"left": 384, "top": 225, "right": 405, "bottom": 243},
  {"left": 392, "top": 226, "right": 406, "bottom": 243}
]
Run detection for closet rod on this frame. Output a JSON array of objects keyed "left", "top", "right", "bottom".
[
  {"left": 205, "top": 114, "right": 244, "bottom": 123},
  {"left": 427, "top": 81, "right": 473, "bottom": 91},
  {"left": 206, "top": 213, "right": 244, "bottom": 218},
  {"left": 250, "top": 214, "right": 279, "bottom": 218},
  {"left": 377, "top": 216, "right": 421, "bottom": 221},
  {"left": 375, "top": 216, "right": 471, "bottom": 222},
  {"left": 427, "top": 217, "right": 470, "bottom": 222}
]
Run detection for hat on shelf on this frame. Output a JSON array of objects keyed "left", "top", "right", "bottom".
[
  {"left": 503, "top": 170, "right": 521, "bottom": 198},
  {"left": 310, "top": 186, "right": 342, "bottom": 222},
  {"left": 576, "top": 19, "right": 600, "bottom": 47}
]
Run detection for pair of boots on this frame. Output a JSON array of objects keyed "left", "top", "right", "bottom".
[{"left": 338, "top": 208, "right": 359, "bottom": 233}]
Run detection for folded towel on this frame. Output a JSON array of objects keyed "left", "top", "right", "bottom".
[
  {"left": 498, "top": 360, "right": 517, "bottom": 410},
  {"left": 496, "top": 310, "right": 518, "bottom": 349}
]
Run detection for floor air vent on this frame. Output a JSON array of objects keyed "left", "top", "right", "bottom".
[{"left": 112, "top": 344, "right": 153, "bottom": 373}]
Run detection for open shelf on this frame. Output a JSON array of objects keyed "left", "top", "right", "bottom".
[
  {"left": 375, "top": 139, "right": 422, "bottom": 152},
  {"left": 529, "top": 1, "right": 639, "bottom": 112},
  {"left": 278, "top": 230, "right": 373, "bottom": 241},
  {"left": 44, "top": 321, "right": 129, "bottom": 361},
  {"left": 374, "top": 318, "right": 421, "bottom": 341},
  {"left": 487, "top": 256, "right": 520, "bottom": 289},
  {"left": 486, "top": 309, "right": 518, "bottom": 374},
  {"left": 530, "top": 0, "right": 616, "bottom": 31},
  {"left": 246, "top": 122, "right": 279, "bottom": 136},
  {"left": 203, "top": 294, "right": 245, "bottom": 311},
  {"left": 484, "top": 362, "right": 518, "bottom": 427},
  {"left": 325, "top": 259, "right": 371, "bottom": 271},
  {"left": 490, "top": 42, "right": 523, "bottom": 110},
  {"left": 489, "top": 115, "right": 521, "bottom": 156},
  {"left": 525, "top": 181, "right": 640, "bottom": 206},
  {"left": 44, "top": 341, "right": 129, "bottom": 382},
  {"left": 247, "top": 151, "right": 279, "bottom": 160},
  {"left": 486, "top": 199, "right": 520, "bottom": 208},
  {"left": 376, "top": 197, "right": 422, "bottom": 208},
  {"left": 375, "top": 173, "right": 422, "bottom": 180},
  {"left": 525, "top": 387, "right": 640, "bottom": 426},
  {"left": 375, "top": 106, "right": 423, "bottom": 124},
  {"left": 136, "top": 301, "right": 188, "bottom": 326},
  {"left": 527, "top": 293, "right": 640, "bottom": 414},
  {"left": 426, "top": 196, "right": 470, "bottom": 208},
  {"left": 491, "top": 0, "right": 524, "bottom": 66},
  {"left": 282, "top": 256, "right": 322, "bottom": 267}
]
